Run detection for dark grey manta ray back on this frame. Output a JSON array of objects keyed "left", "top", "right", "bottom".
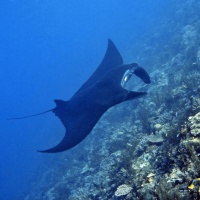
[
  {"left": 8, "top": 39, "right": 150, "bottom": 153},
  {"left": 38, "top": 39, "right": 150, "bottom": 153}
]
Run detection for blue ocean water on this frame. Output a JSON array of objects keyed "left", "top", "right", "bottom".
[{"left": 0, "top": 1, "right": 177, "bottom": 199}]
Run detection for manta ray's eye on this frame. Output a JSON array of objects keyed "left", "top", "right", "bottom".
[{"left": 121, "top": 69, "right": 134, "bottom": 87}]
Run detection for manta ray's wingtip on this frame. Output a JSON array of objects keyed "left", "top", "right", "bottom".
[
  {"left": 37, "top": 138, "right": 70, "bottom": 153},
  {"left": 37, "top": 149, "right": 56, "bottom": 153},
  {"left": 37, "top": 150, "right": 43, "bottom": 153},
  {"left": 107, "top": 38, "right": 112, "bottom": 43},
  {"left": 107, "top": 38, "right": 116, "bottom": 47},
  {"left": 37, "top": 149, "right": 49, "bottom": 153}
]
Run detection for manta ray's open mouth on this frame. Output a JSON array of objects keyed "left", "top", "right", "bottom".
[
  {"left": 121, "top": 68, "right": 150, "bottom": 92},
  {"left": 121, "top": 68, "right": 134, "bottom": 88}
]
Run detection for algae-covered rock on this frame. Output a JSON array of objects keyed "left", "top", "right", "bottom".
[
  {"left": 154, "top": 123, "right": 162, "bottom": 130},
  {"left": 114, "top": 184, "right": 132, "bottom": 197},
  {"left": 182, "top": 25, "right": 198, "bottom": 46},
  {"left": 188, "top": 112, "right": 200, "bottom": 136},
  {"left": 146, "top": 134, "right": 164, "bottom": 143}
]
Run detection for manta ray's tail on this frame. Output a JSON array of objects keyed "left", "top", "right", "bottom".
[{"left": 7, "top": 109, "right": 53, "bottom": 120}]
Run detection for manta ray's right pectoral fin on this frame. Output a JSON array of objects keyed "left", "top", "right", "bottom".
[{"left": 133, "top": 65, "right": 151, "bottom": 84}]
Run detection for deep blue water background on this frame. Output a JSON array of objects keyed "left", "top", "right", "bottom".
[{"left": 0, "top": 1, "right": 175, "bottom": 199}]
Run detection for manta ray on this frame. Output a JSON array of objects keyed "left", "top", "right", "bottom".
[{"left": 9, "top": 39, "right": 150, "bottom": 153}]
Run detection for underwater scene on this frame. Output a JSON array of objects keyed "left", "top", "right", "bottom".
[{"left": 1, "top": 0, "right": 200, "bottom": 199}]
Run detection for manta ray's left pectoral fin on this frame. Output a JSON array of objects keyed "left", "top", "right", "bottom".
[
  {"left": 112, "top": 90, "right": 146, "bottom": 106},
  {"left": 126, "top": 91, "right": 147, "bottom": 101}
]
